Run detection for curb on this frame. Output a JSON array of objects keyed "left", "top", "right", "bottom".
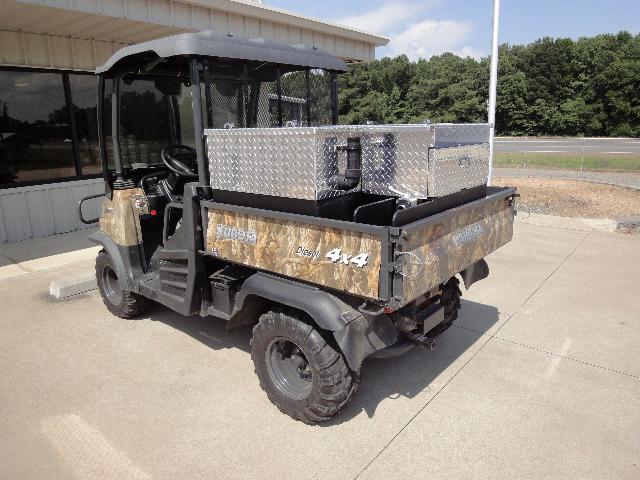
[{"left": 49, "top": 273, "right": 97, "bottom": 299}]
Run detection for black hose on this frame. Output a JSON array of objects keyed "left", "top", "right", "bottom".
[{"left": 329, "top": 137, "right": 362, "bottom": 190}]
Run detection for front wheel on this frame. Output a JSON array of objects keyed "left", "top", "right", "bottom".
[
  {"left": 95, "top": 250, "right": 149, "bottom": 319},
  {"left": 251, "top": 309, "right": 358, "bottom": 424}
]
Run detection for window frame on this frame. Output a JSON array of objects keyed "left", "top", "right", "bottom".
[{"left": 0, "top": 66, "right": 103, "bottom": 190}]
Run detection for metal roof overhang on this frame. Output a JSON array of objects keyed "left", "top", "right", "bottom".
[
  {"left": 0, "top": 0, "right": 189, "bottom": 45},
  {"left": 0, "top": 0, "right": 389, "bottom": 60}
]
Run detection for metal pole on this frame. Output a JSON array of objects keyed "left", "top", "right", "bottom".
[
  {"left": 487, "top": 0, "right": 501, "bottom": 185},
  {"left": 276, "top": 65, "right": 283, "bottom": 127},
  {"left": 111, "top": 74, "right": 126, "bottom": 188},
  {"left": 242, "top": 62, "right": 248, "bottom": 128},
  {"left": 305, "top": 68, "right": 311, "bottom": 127},
  {"left": 96, "top": 76, "right": 110, "bottom": 186},
  {"left": 203, "top": 62, "right": 214, "bottom": 129},
  {"left": 190, "top": 58, "right": 208, "bottom": 185},
  {"left": 330, "top": 71, "right": 339, "bottom": 125}
]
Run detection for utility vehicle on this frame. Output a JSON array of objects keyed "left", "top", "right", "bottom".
[{"left": 79, "top": 31, "right": 516, "bottom": 423}]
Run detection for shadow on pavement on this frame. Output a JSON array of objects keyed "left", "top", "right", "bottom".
[
  {"left": 146, "top": 298, "right": 498, "bottom": 425},
  {"left": 329, "top": 299, "right": 498, "bottom": 425},
  {"left": 149, "top": 304, "right": 254, "bottom": 354}
]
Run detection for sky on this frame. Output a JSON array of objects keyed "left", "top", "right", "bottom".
[{"left": 266, "top": 0, "right": 640, "bottom": 60}]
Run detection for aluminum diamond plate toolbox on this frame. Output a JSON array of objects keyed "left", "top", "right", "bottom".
[
  {"left": 427, "top": 143, "right": 489, "bottom": 197},
  {"left": 358, "top": 125, "right": 434, "bottom": 198},
  {"left": 205, "top": 123, "right": 490, "bottom": 200},
  {"left": 206, "top": 126, "right": 361, "bottom": 200}
]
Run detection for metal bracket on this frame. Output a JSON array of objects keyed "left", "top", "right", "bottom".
[{"left": 77, "top": 192, "right": 106, "bottom": 225}]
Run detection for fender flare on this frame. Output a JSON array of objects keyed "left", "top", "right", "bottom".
[
  {"left": 233, "top": 272, "right": 397, "bottom": 372},
  {"left": 460, "top": 258, "right": 490, "bottom": 289},
  {"left": 88, "top": 231, "right": 133, "bottom": 291}
]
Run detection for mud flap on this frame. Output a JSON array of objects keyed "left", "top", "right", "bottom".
[{"left": 460, "top": 258, "right": 489, "bottom": 289}]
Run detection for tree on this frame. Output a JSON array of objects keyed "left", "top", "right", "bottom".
[{"left": 338, "top": 31, "right": 640, "bottom": 137}]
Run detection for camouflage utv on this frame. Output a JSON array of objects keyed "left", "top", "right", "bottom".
[{"left": 79, "top": 31, "right": 516, "bottom": 423}]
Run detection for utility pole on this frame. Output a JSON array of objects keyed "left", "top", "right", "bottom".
[{"left": 487, "top": 0, "right": 501, "bottom": 185}]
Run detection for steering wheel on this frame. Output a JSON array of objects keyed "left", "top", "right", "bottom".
[{"left": 161, "top": 144, "right": 198, "bottom": 179}]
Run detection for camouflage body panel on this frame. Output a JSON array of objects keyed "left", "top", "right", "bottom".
[
  {"left": 99, "top": 188, "right": 149, "bottom": 246},
  {"left": 399, "top": 195, "right": 514, "bottom": 304},
  {"left": 206, "top": 209, "right": 383, "bottom": 299}
]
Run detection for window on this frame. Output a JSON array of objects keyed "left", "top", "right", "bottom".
[
  {"left": 0, "top": 70, "right": 74, "bottom": 185},
  {"left": 0, "top": 69, "right": 103, "bottom": 188},
  {"left": 68, "top": 75, "right": 100, "bottom": 176}
]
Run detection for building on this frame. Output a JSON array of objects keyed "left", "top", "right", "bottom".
[{"left": 0, "top": 0, "right": 388, "bottom": 243}]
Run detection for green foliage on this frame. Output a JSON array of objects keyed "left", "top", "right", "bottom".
[{"left": 338, "top": 32, "right": 640, "bottom": 137}]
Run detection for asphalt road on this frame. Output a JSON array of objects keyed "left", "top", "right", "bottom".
[{"left": 495, "top": 137, "right": 640, "bottom": 154}]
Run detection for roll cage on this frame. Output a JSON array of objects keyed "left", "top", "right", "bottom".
[{"left": 96, "top": 30, "right": 345, "bottom": 191}]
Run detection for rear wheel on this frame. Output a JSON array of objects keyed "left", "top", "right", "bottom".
[
  {"left": 251, "top": 309, "right": 358, "bottom": 424},
  {"left": 96, "top": 250, "right": 149, "bottom": 318}
]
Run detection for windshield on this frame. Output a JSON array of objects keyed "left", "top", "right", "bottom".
[{"left": 103, "top": 76, "right": 195, "bottom": 169}]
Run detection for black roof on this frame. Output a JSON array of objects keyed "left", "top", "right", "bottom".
[{"left": 96, "top": 30, "right": 347, "bottom": 74}]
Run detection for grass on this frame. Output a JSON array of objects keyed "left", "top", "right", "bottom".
[{"left": 494, "top": 151, "right": 640, "bottom": 171}]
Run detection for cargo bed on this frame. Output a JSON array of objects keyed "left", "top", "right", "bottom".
[{"left": 202, "top": 186, "right": 516, "bottom": 307}]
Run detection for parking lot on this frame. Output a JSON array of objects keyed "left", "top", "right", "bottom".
[{"left": 1, "top": 215, "right": 639, "bottom": 479}]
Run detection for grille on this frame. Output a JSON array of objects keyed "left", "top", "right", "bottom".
[
  {"left": 159, "top": 259, "right": 188, "bottom": 298},
  {"left": 159, "top": 259, "right": 188, "bottom": 272}
]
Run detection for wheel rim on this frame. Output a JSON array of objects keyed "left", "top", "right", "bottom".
[
  {"left": 265, "top": 338, "right": 313, "bottom": 401},
  {"left": 101, "top": 264, "right": 122, "bottom": 305}
]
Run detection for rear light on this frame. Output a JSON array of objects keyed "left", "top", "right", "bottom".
[
  {"left": 150, "top": 209, "right": 157, "bottom": 216},
  {"left": 383, "top": 307, "right": 395, "bottom": 314}
]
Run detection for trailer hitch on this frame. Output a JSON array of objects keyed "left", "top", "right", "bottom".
[{"left": 406, "top": 333, "right": 438, "bottom": 351}]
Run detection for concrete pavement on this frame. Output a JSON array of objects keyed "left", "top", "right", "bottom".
[
  {"left": 0, "top": 219, "right": 638, "bottom": 479},
  {"left": 0, "top": 227, "right": 99, "bottom": 281}
]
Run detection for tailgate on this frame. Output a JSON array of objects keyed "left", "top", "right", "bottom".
[{"left": 394, "top": 186, "right": 516, "bottom": 305}]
